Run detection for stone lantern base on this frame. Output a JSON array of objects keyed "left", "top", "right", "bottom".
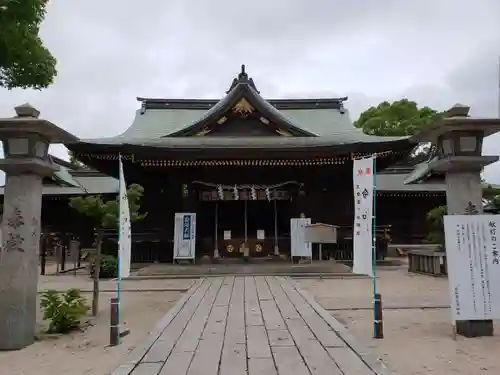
[
  {"left": 0, "top": 174, "right": 43, "bottom": 350},
  {"left": 456, "top": 320, "right": 494, "bottom": 338},
  {"left": 0, "top": 103, "right": 78, "bottom": 350}
]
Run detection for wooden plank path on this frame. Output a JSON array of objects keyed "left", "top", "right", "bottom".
[{"left": 112, "top": 276, "right": 392, "bottom": 375}]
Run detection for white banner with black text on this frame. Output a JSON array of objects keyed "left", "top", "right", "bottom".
[
  {"left": 444, "top": 215, "right": 500, "bottom": 321},
  {"left": 118, "top": 158, "right": 132, "bottom": 279},
  {"left": 352, "top": 157, "right": 375, "bottom": 277}
]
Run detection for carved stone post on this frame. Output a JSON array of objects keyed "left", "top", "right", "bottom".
[
  {"left": 0, "top": 104, "right": 77, "bottom": 350},
  {"left": 413, "top": 104, "right": 500, "bottom": 337}
]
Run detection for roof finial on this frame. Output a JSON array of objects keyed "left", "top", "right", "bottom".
[
  {"left": 239, "top": 64, "right": 248, "bottom": 80},
  {"left": 226, "top": 64, "right": 259, "bottom": 93}
]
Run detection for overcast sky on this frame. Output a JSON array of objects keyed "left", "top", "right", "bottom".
[{"left": 1, "top": 0, "right": 500, "bottom": 182}]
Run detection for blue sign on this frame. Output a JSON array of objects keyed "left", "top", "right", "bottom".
[{"left": 182, "top": 215, "right": 192, "bottom": 240}]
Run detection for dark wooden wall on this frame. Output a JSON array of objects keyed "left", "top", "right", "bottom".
[
  {"left": 32, "top": 164, "right": 446, "bottom": 261},
  {"left": 376, "top": 193, "right": 446, "bottom": 243}
]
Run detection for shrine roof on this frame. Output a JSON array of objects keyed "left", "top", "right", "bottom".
[
  {"left": 78, "top": 133, "right": 409, "bottom": 149},
  {"left": 112, "top": 103, "right": 354, "bottom": 139},
  {"left": 73, "top": 65, "right": 407, "bottom": 147},
  {"left": 404, "top": 158, "right": 437, "bottom": 185}
]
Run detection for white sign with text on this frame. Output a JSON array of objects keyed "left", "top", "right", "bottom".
[
  {"left": 291, "top": 218, "right": 312, "bottom": 258},
  {"left": 174, "top": 213, "right": 196, "bottom": 261},
  {"left": 444, "top": 215, "right": 500, "bottom": 321}
]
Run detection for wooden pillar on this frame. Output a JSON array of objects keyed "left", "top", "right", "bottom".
[{"left": 292, "top": 187, "right": 307, "bottom": 218}]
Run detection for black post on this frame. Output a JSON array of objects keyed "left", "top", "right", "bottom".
[
  {"left": 110, "top": 297, "right": 119, "bottom": 346},
  {"left": 374, "top": 293, "right": 384, "bottom": 339},
  {"left": 60, "top": 237, "right": 67, "bottom": 272},
  {"left": 76, "top": 236, "right": 81, "bottom": 267},
  {"left": 40, "top": 234, "right": 46, "bottom": 276}
]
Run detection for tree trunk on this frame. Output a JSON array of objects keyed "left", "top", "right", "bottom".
[{"left": 92, "top": 230, "right": 103, "bottom": 316}]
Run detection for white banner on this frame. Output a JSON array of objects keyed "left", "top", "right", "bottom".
[
  {"left": 118, "top": 157, "right": 132, "bottom": 279},
  {"left": 174, "top": 213, "right": 196, "bottom": 260},
  {"left": 291, "top": 218, "right": 312, "bottom": 258},
  {"left": 352, "top": 157, "right": 375, "bottom": 277},
  {"left": 444, "top": 215, "right": 500, "bottom": 321}
]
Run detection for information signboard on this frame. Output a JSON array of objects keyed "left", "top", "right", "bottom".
[
  {"left": 290, "top": 218, "right": 312, "bottom": 258},
  {"left": 444, "top": 215, "right": 500, "bottom": 321},
  {"left": 174, "top": 213, "right": 196, "bottom": 262}
]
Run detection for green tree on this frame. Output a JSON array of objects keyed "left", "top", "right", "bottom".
[
  {"left": 0, "top": 0, "right": 57, "bottom": 89},
  {"left": 426, "top": 185, "right": 500, "bottom": 248},
  {"left": 69, "top": 184, "right": 147, "bottom": 315},
  {"left": 68, "top": 150, "right": 86, "bottom": 169},
  {"left": 483, "top": 184, "right": 500, "bottom": 213},
  {"left": 482, "top": 184, "right": 500, "bottom": 202},
  {"left": 354, "top": 99, "right": 441, "bottom": 137},
  {"left": 426, "top": 205, "right": 447, "bottom": 248}
]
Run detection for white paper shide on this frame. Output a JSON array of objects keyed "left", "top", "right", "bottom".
[
  {"left": 444, "top": 215, "right": 500, "bottom": 321},
  {"left": 118, "top": 157, "right": 132, "bottom": 279},
  {"left": 352, "top": 157, "right": 374, "bottom": 277}
]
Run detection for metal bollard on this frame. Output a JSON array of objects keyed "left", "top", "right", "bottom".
[
  {"left": 374, "top": 293, "right": 384, "bottom": 339},
  {"left": 110, "top": 297, "right": 119, "bottom": 346}
]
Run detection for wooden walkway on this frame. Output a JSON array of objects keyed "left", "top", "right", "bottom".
[{"left": 112, "top": 276, "right": 391, "bottom": 375}]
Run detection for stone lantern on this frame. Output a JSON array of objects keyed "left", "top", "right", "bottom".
[
  {"left": 412, "top": 104, "right": 500, "bottom": 337},
  {"left": 0, "top": 104, "right": 77, "bottom": 350}
]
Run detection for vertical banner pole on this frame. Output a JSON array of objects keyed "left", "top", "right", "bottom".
[
  {"left": 214, "top": 202, "right": 219, "bottom": 258},
  {"left": 244, "top": 199, "right": 248, "bottom": 244},
  {"left": 372, "top": 156, "right": 376, "bottom": 337},
  {"left": 274, "top": 199, "right": 278, "bottom": 255},
  {"left": 498, "top": 56, "right": 500, "bottom": 118},
  {"left": 372, "top": 156, "right": 383, "bottom": 339},
  {"left": 116, "top": 154, "right": 122, "bottom": 345}
]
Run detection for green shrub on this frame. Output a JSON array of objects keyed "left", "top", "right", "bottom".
[
  {"left": 426, "top": 205, "right": 447, "bottom": 249},
  {"left": 40, "top": 289, "right": 89, "bottom": 333},
  {"left": 89, "top": 254, "right": 118, "bottom": 279}
]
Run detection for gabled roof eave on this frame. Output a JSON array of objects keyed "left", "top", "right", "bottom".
[{"left": 166, "top": 83, "right": 316, "bottom": 137}]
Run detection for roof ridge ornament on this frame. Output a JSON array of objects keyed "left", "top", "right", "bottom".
[
  {"left": 14, "top": 103, "right": 40, "bottom": 118},
  {"left": 239, "top": 64, "right": 248, "bottom": 79},
  {"left": 226, "top": 64, "right": 260, "bottom": 94},
  {"left": 444, "top": 103, "right": 470, "bottom": 118}
]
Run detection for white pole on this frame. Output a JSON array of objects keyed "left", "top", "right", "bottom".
[
  {"left": 498, "top": 56, "right": 500, "bottom": 118},
  {"left": 372, "top": 156, "right": 378, "bottom": 338},
  {"left": 244, "top": 199, "right": 248, "bottom": 244},
  {"left": 214, "top": 202, "right": 219, "bottom": 259},
  {"left": 274, "top": 199, "right": 279, "bottom": 256}
]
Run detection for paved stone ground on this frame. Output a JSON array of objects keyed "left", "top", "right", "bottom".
[{"left": 113, "top": 276, "right": 388, "bottom": 375}]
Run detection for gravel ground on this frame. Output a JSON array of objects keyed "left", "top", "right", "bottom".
[
  {"left": 0, "top": 272, "right": 192, "bottom": 375},
  {"left": 297, "top": 266, "right": 500, "bottom": 375}
]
